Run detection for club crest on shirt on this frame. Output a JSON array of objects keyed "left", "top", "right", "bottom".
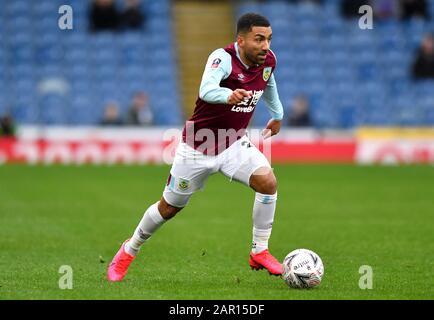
[
  {"left": 263, "top": 67, "right": 272, "bottom": 81},
  {"left": 211, "top": 58, "right": 221, "bottom": 69}
]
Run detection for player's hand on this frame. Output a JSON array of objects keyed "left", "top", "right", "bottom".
[
  {"left": 262, "top": 119, "right": 281, "bottom": 139},
  {"left": 227, "top": 89, "right": 252, "bottom": 105}
]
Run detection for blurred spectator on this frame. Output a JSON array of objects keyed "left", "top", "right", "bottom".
[
  {"left": 120, "top": 0, "right": 146, "bottom": 30},
  {"left": 89, "top": 0, "right": 119, "bottom": 32},
  {"left": 412, "top": 33, "right": 434, "bottom": 79},
  {"left": 100, "top": 102, "right": 123, "bottom": 125},
  {"left": 340, "top": 0, "right": 371, "bottom": 18},
  {"left": 399, "top": 0, "right": 429, "bottom": 20},
  {"left": 126, "top": 92, "right": 153, "bottom": 126},
  {"left": 287, "top": 95, "right": 312, "bottom": 127},
  {"left": 0, "top": 114, "right": 16, "bottom": 137},
  {"left": 374, "top": 0, "right": 399, "bottom": 20}
]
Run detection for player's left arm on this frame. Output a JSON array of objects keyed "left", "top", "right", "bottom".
[{"left": 262, "top": 73, "right": 284, "bottom": 138}]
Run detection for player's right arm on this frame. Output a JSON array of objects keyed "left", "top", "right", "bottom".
[{"left": 199, "top": 49, "right": 251, "bottom": 105}]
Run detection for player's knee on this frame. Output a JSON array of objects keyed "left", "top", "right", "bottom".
[
  {"left": 251, "top": 171, "right": 277, "bottom": 194},
  {"left": 261, "top": 176, "right": 277, "bottom": 194},
  {"left": 158, "top": 198, "right": 183, "bottom": 219}
]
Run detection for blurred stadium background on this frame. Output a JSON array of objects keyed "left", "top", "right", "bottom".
[
  {"left": 0, "top": 0, "right": 434, "bottom": 162},
  {"left": 1, "top": 0, "right": 434, "bottom": 164}
]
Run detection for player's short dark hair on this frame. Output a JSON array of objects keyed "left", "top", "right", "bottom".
[{"left": 236, "top": 13, "right": 270, "bottom": 35}]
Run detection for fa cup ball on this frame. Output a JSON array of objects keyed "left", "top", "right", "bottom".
[{"left": 282, "top": 249, "right": 324, "bottom": 289}]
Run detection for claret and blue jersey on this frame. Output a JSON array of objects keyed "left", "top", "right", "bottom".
[{"left": 182, "top": 42, "right": 284, "bottom": 154}]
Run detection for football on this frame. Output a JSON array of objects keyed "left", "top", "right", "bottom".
[{"left": 282, "top": 249, "right": 324, "bottom": 289}]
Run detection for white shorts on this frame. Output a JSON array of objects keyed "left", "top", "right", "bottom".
[{"left": 163, "top": 134, "right": 271, "bottom": 208}]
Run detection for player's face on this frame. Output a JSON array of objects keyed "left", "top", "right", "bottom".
[{"left": 238, "top": 26, "right": 272, "bottom": 66}]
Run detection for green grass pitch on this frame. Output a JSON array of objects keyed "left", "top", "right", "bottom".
[{"left": 1, "top": 164, "right": 433, "bottom": 299}]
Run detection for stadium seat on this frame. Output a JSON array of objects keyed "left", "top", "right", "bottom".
[
  {"left": 235, "top": 0, "right": 434, "bottom": 128},
  {"left": 0, "top": 0, "right": 181, "bottom": 125}
]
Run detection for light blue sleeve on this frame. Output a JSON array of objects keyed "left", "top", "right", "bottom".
[
  {"left": 199, "top": 48, "right": 233, "bottom": 104},
  {"left": 262, "top": 73, "right": 284, "bottom": 120}
]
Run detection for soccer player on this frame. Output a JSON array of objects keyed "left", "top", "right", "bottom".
[{"left": 108, "top": 13, "right": 284, "bottom": 281}]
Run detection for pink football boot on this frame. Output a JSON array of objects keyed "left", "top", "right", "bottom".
[
  {"left": 249, "top": 249, "right": 283, "bottom": 276},
  {"left": 107, "top": 239, "right": 135, "bottom": 282}
]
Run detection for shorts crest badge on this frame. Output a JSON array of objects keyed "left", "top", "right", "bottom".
[{"left": 178, "top": 178, "right": 190, "bottom": 191}]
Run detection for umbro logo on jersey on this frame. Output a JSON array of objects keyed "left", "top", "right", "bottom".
[{"left": 237, "top": 73, "right": 245, "bottom": 81}]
